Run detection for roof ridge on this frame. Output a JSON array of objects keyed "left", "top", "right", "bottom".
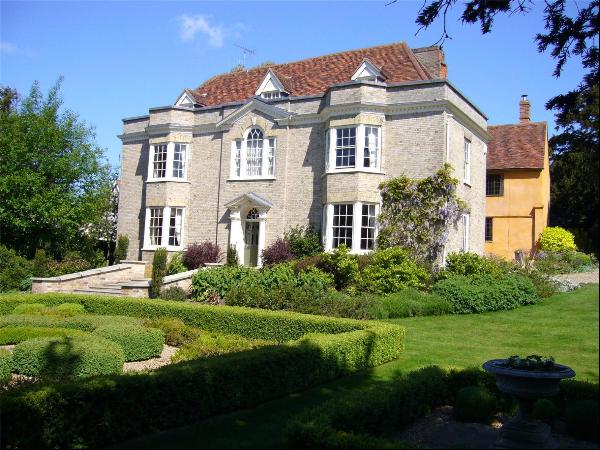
[{"left": 489, "top": 121, "right": 547, "bottom": 127}]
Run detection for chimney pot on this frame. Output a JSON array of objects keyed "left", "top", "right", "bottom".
[{"left": 519, "top": 95, "right": 531, "bottom": 123}]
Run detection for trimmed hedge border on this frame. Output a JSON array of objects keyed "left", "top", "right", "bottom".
[
  {"left": 0, "top": 349, "right": 11, "bottom": 382},
  {"left": 0, "top": 326, "right": 88, "bottom": 345},
  {"left": 93, "top": 325, "right": 165, "bottom": 362},
  {"left": 0, "top": 293, "right": 405, "bottom": 448},
  {"left": 0, "top": 314, "right": 141, "bottom": 332}
]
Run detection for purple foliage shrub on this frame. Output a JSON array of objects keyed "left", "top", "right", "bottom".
[
  {"left": 261, "top": 238, "right": 293, "bottom": 266},
  {"left": 182, "top": 241, "right": 221, "bottom": 269}
]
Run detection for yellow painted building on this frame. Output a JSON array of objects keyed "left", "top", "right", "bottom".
[{"left": 485, "top": 96, "right": 550, "bottom": 260}]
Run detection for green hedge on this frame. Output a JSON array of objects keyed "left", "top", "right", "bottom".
[
  {"left": 93, "top": 325, "right": 165, "bottom": 362},
  {"left": 0, "top": 293, "right": 405, "bottom": 448},
  {"left": 0, "top": 314, "right": 141, "bottom": 332},
  {"left": 172, "top": 331, "right": 274, "bottom": 363},
  {"left": 0, "top": 349, "right": 11, "bottom": 382},
  {"left": 12, "top": 335, "right": 125, "bottom": 379},
  {"left": 13, "top": 302, "right": 85, "bottom": 317},
  {"left": 0, "top": 326, "right": 88, "bottom": 344}
]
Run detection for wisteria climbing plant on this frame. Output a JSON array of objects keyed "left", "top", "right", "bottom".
[{"left": 377, "top": 163, "right": 469, "bottom": 266}]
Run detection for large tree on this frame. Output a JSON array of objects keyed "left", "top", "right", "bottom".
[
  {"left": 411, "top": 0, "right": 599, "bottom": 254},
  {"left": 0, "top": 79, "right": 114, "bottom": 258}
]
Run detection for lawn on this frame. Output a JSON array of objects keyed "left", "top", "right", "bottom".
[{"left": 124, "top": 284, "right": 599, "bottom": 449}]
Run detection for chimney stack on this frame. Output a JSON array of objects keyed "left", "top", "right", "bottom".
[{"left": 519, "top": 94, "right": 531, "bottom": 123}]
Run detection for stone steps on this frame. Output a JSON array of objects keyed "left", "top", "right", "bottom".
[
  {"left": 72, "top": 279, "right": 150, "bottom": 296},
  {"left": 73, "top": 288, "right": 124, "bottom": 296}
]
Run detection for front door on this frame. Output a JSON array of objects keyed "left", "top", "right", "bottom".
[{"left": 244, "top": 221, "right": 259, "bottom": 266}]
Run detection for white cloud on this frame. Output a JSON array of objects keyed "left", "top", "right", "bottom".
[
  {"left": 0, "top": 41, "right": 17, "bottom": 53},
  {"left": 179, "top": 15, "right": 225, "bottom": 48}
]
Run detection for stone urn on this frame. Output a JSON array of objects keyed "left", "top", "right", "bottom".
[{"left": 483, "top": 358, "right": 575, "bottom": 449}]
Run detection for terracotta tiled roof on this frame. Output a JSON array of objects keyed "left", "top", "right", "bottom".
[
  {"left": 191, "top": 42, "right": 441, "bottom": 106},
  {"left": 487, "top": 122, "right": 547, "bottom": 170}
]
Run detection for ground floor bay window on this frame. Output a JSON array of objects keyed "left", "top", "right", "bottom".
[
  {"left": 324, "top": 202, "right": 378, "bottom": 253},
  {"left": 143, "top": 206, "right": 185, "bottom": 251}
]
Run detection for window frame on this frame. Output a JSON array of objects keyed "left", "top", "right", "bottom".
[
  {"left": 485, "top": 217, "right": 493, "bottom": 242},
  {"left": 327, "top": 124, "right": 382, "bottom": 173},
  {"left": 486, "top": 173, "right": 504, "bottom": 196},
  {"left": 147, "top": 142, "right": 190, "bottom": 182},
  {"left": 463, "top": 138, "right": 471, "bottom": 185},
  {"left": 143, "top": 206, "right": 185, "bottom": 251},
  {"left": 325, "top": 201, "right": 379, "bottom": 254},
  {"left": 462, "top": 213, "right": 470, "bottom": 252},
  {"left": 229, "top": 127, "right": 277, "bottom": 180}
]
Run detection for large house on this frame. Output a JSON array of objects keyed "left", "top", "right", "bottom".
[
  {"left": 117, "top": 42, "right": 488, "bottom": 266},
  {"left": 485, "top": 96, "right": 550, "bottom": 259}
]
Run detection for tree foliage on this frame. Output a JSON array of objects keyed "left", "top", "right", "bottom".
[
  {"left": 377, "top": 164, "right": 468, "bottom": 265},
  {"left": 0, "top": 79, "right": 114, "bottom": 258}
]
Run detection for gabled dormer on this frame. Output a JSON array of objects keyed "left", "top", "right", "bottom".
[
  {"left": 351, "top": 59, "right": 385, "bottom": 82},
  {"left": 255, "top": 69, "right": 289, "bottom": 100},
  {"left": 174, "top": 89, "right": 203, "bottom": 107}
]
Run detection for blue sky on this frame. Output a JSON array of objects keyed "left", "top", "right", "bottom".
[{"left": 1, "top": 1, "right": 587, "bottom": 168}]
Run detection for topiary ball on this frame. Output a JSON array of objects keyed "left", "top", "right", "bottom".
[
  {"left": 454, "top": 386, "right": 497, "bottom": 423},
  {"left": 93, "top": 325, "right": 165, "bottom": 361},
  {"left": 565, "top": 400, "right": 599, "bottom": 441},
  {"left": 12, "top": 336, "right": 124, "bottom": 379}
]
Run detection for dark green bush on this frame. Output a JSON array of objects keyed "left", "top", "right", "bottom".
[
  {"left": 171, "top": 331, "right": 274, "bottom": 362},
  {"left": 115, "top": 234, "right": 129, "bottom": 264},
  {"left": 565, "top": 400, "right": 599, "bottom": 441},
  {"left": 226, "top": 244, "right": 239, "bottom": 266},
  {"left": 12, "top": 335, "right": 124, "bottom": 379},
  {"left": 93, "top": 325, "right": 164, "bottom": 361},
  {"left": 284, "top": 225, "right": 323, "bottom": 258},
  {"left": 0, "top": 244, "right": 32, "bottom": 292},
  {"left": 454, "top": 386, "right": 497, "bottom": 423},
  {"left": 360, "top": 247, "right": 431, "bottom": 294},
  {"left": 0, "top": 326, "right": 87, "bottom": 344},
  {"left": 142, "top": 317, "right": 204, "bottom": 346},
  {"left": 440, "top": 252, "right": 512, "bottom": 279},
  {"left": 150, "top": 248, "right": 168, "bottom": 298},
  {"left": 531, "top": 398, "right": 559, "bottom": 423},
  {"left": 432, "top": 274, "right": 538, "bottom": 314},
  {"left": 376, "top": 289, "right": 454, "bottom": 318},
  {"left": 0, "top": 349, "right": 12, "bottom": 382},
  {"left": 45, "top": 252, "right": 93, "bottom": 277},
  {"left": 319, "top": 245, "right": 359, "bottom": 290},
  {"left": 160, "top": 286, "right": 188, "bottom": 301},
  {"left": 192, "top": 265, "right": 252, "bottom": 300}
]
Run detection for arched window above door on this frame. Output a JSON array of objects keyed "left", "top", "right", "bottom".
[{"left": 246, "top": 208, "right": 260, "bottom": 220}]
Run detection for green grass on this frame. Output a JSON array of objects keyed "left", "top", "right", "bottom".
[{"left": 122, "top": 285, "right": 599, "bottom": 449}]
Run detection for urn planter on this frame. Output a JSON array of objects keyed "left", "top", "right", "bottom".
[{"left": 483, "top": 359, "right": 575, "bottom": 449}]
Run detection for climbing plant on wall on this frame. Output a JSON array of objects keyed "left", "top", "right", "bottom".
[{"left": 377, "top": 163, "right": 468, "bottom": 266}]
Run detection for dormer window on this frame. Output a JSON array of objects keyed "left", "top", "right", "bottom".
[
  {"left": 255, "top": 69, "right": 288, "bottom": 100},
  {"left": 351, "top": 59, "right": 385, "bottom": 83},
  {"left": 261, "top": 91, "right": 281, "bottom": 100},
  {"left": 174, "top": 89, "right": 201, "bottom": 107}
]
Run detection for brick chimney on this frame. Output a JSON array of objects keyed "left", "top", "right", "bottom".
[{"left": 519, "top": 94, "right": 531, "bottom": 123}]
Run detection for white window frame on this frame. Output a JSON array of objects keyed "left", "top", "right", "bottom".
[
  {"left": 324, "top": 201, "right": 379, "bottom": 254},
  {"left": 147, "top": 142, "right": 190, "bottom": 182},
  {"left": 462, "top": 213, "right": 470, "bottom": 252},
  {"left": 463, "top": 138, "right": 471, "bottom": 185},
  {"left": 229, "top": 127, "right": 276, "bottom": 180},
  {"left": 327, "top": 124, "right": 382, "bottom": 173},
  {"left": 143, "top": 206, "right": 185, "bottom": 251}
]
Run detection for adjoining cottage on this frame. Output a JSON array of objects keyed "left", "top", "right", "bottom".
[
  {"left": 485, "top": 96, "right": 550, "bottom": 259},
  {"left": 117, "top": 42, "right": 488, "bottom": 266}
]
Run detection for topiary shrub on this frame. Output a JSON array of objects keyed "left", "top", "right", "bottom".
[
  {"left": 0, "top": 244, "right": 33, "bottom": 292},
  {"left": 360, "top": 247, "right": 431, "bottom": 294},
  {"left": 565, "top": 400, "right": 599, "bottom": 441},
  {"left": 12, "top": 336, "right": 124, "bottom": 379},
  {"left": 320, "top": 245, "right": 359, "bottom": 290},
  {"left": 0, "top": 349, "right": 12, "bottom": 383},
  {"left": 284, "top": 225, "right": 323, "bottom": 258},
  {"left": 171, "top": 331, "right": 274, "bottom": 363},
  {"left": 115, "top": 234, "right": 129, "bottom": 264},
  {"left": 539, "top": 227, "right": 577, "bottom": 252},
  {"left": 13, "top": 303, "right": 46, "bottom": 315},
  {"left": 531, "top": 398, "right": 559, "bottom": 423},
  {"left": 0, "top": 327, "right": 88, "bottom": 345},
  {"left": 143, "top": 317, "right": 204, "bottom": 346},
  {"left": 226, "top": 244, "right": 239, "bottom": 266},
  {"left": 454, "top": 386, "right": 497, "bottom": 423},
  {"left": 150, "top": 248, "right": 168, "bottom": 299},
  {"left": 52, "top": 303, "right": 85, "bottom": 317},
  {"left": 13, "top": 302, "right": 85, "bottom": 317},
  {"left": 261, "top": 238, "right": 293, "bottom": 266},
  {"left": 93, "top": 325, "right": 164, "bottom": 362},
  {"left": 160, "top": 286, "right": 188, "bottom": 301},
  {"left": 166, "top": 252, "right": 187, "bottom": 275},
  {"left": 182, "top": 241, "right": 220, "bottom": 269}
]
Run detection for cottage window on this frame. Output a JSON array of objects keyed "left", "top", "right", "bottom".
[
  {"left": 486, "top": 174, "right": 504, "bottom": 196},
  {"left": 148, "top": 143, "right": 189, "bottom": 181},
  {"left": 463, "top": 139, "right": 471, "bottom": 185},
  {"left": 230, "top": 128, "right": 276, "bottom": 179},
  {"left": 328, "top": 125, "right": 381, "bottom": 172},
  {"left": 144, "top": 206, "right": 185, "bottom": 250},
  {"left": 325, "top": 202, "right": 378, "bottom": 253}
]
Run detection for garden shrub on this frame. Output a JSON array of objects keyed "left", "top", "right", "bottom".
[
  {"left": 171, "top": 331, "right": 274, "bottom": 362},
  {"left": 535, "top": 250, "right": 597, "bottom": 275},
  {"left": 0, "top": 244, "right": 33, "bottom": 292},
  {"left": 0, "top": 349, "right": 12, "bottom": 382},
  {"left": 166, "top": 252, "right": 187, "bottom": 275},
  {"left": 565, "top": 400, "right": 599, "bottom": 441},
  {"left": 539, "top": 226, "right": 577, "bottom": 252},
  {"left": 150, "top": 247, "right": 168, "bottom": 299},
  {"left": 523, "top": 269, "right": 558, "bottom": 298},
  {"left": 182, "top": 241, "right": 220, "bottom": 269},
  {"left": 293, "top": 254, "right": 325, "bottom": 274},
  {"left": 115, "top": 234, "right": 129, "bottom": 264},
  {"left": 0, "top": 326, "right": 87, "bottom": 345},
  {"left": 12, "top": 303, "right": 46, "bottom": 315},
  {"left": 319, "top": 245, "right": 359, "bottom": 290},
  {"left": 454, "top": 386, "right": 497, "bottom": 423},
  {"left": 45, "top": 252, "right": 93, "bottom": 277},
  {"left": 375, "top": 289, "right": 454, "bottom": 318},
  {"left": 0, "top": 314, "right": 140, "bottom": 332},
  {"left": 261, "top": 238, "right": 293, "bottom": 266},
  {"left": 284, "top": 225, "right": 323, "bottom": 258},
  {"left": 440, "top": 252, "right": 512, "bottom": 279},
  {"left": 191, "top": 265, "right": 252, "bottom": 300},
  {"left": 12, "top": 335, "right": 124, "bottom": 379},
  {"left": 33, "top": 248, "right": 50, "bottom": 277},
  {"left": 531, "top": 398, "right": 559, "bottom": 423},
  {"left": 226, "top": 244, "right": 239, "bottom": 266},
  {"left": 160, "top": 286, "right": 188, "bottom": 301},
  {"left": 432, "top": 274, "right": 538, "bottom": 314},
  {"left": 93, "top": 325, "right": 164, "bottom": 361},
  {"left": 142, "top": 317, "right": 204, "bottom": 346},
  {"left": 360, "top": 247, "right": 431, "bottom": 294},
  {"left": 13, "top": 302, "right": 85, "bottom": 317}
]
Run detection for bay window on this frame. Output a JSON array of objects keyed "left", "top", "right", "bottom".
[
  {"left": 230, "top": 127, "right": 276, "bottom": 179},
  {"left": 327, "top": 124, "right": 381, "bottom": 172},
  {"left": 325, "top": 202, "right": 379, "bottom": 253},
  {"left": 147, "top": 142, "right": 189, "bottom": 181},
  {"left": 144, "top": 206, "right": 185, "bottom": 250}
]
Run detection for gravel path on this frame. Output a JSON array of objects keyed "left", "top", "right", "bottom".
[
  {"left": 553, "top": 268, "right": 599, "bottom": 286},
  {"left": 123, "top": 344, "right": 178, "bottom": 372}
]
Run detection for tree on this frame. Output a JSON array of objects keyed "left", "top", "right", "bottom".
[
  {"left": 0, "top": 79, "right": 114, "bottom": 258},
  {"left": 412, "top": 0, "right": 599, "bottom": 254}
]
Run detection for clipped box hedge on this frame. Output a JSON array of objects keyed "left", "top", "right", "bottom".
[
  {"left": 0, "top": 349, "right": 11, "bottom": 382},
  {"left": 0, "top": 313, "right": 141, "bottom": 332},
  {"left": 0, "top": 326, "right": 88, "bottom": 345},
  {"left": 93, "top": 325, "right": 165, "bottom": 362},
  {"left": 0, "top": 293, "right": 405, "bottom": 448}
]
